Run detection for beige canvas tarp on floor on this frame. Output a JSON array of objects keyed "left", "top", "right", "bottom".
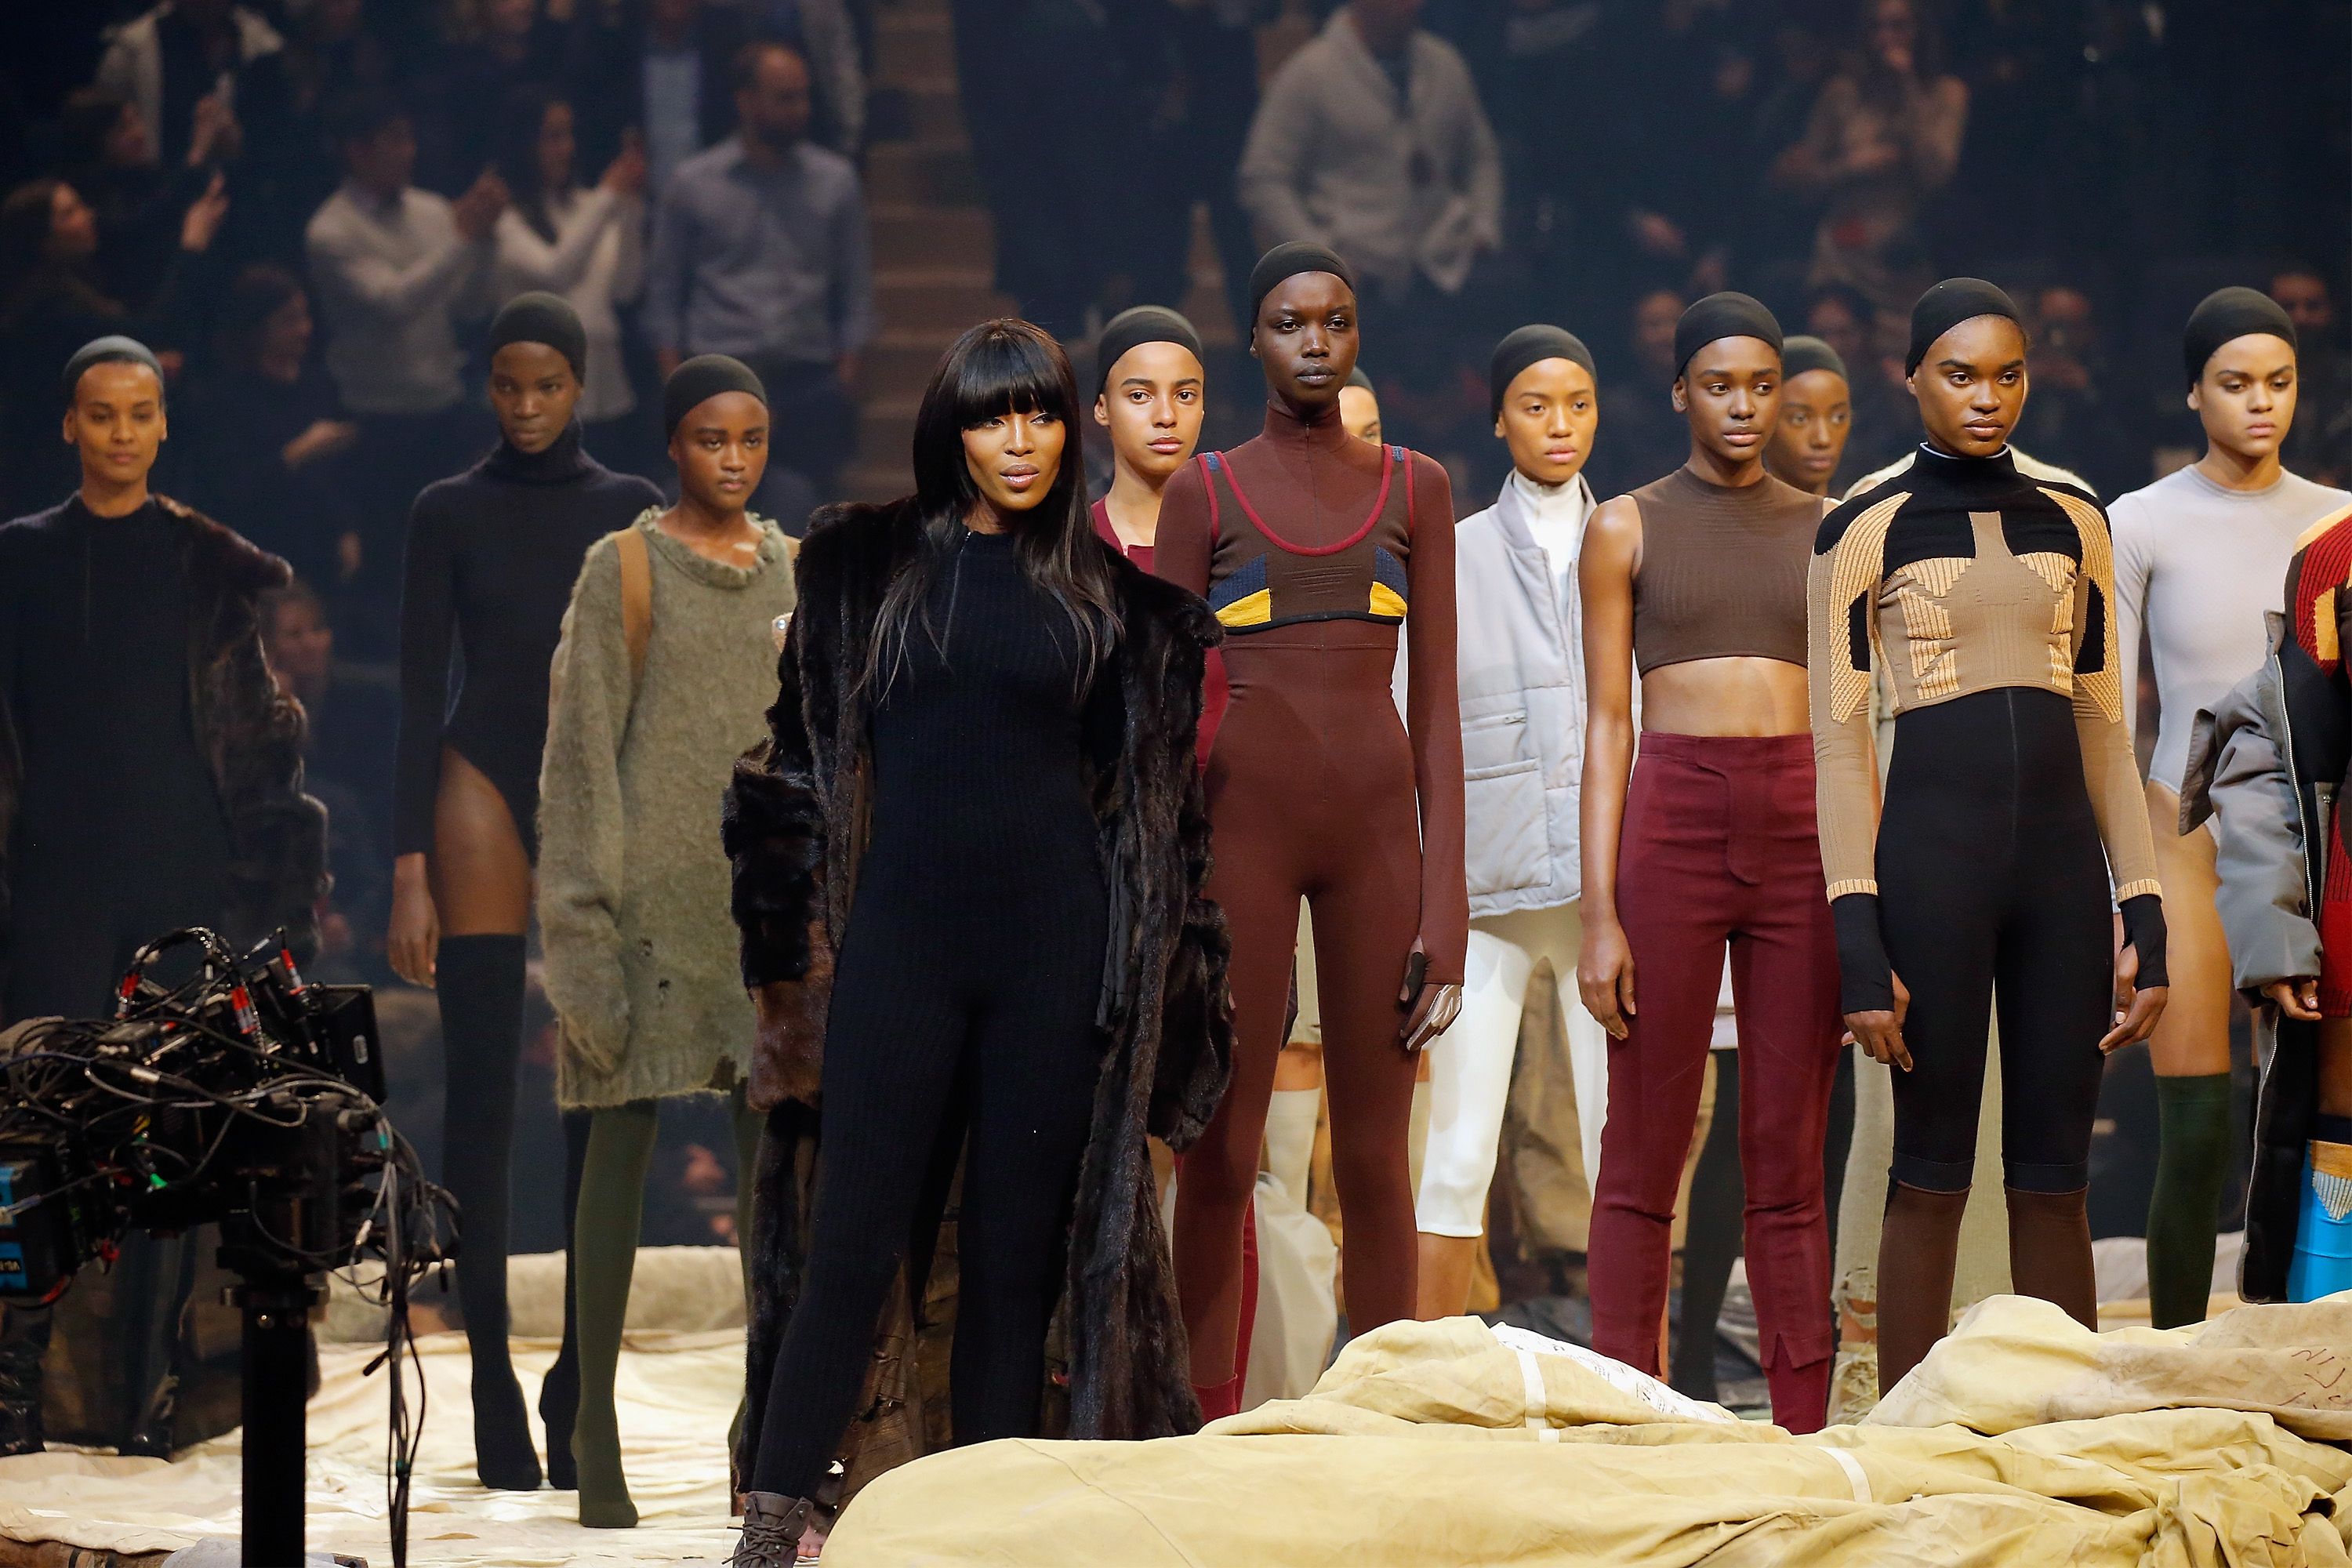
[{"left": 829, "top": 1294, "right": 2352, "bottom": 1566}]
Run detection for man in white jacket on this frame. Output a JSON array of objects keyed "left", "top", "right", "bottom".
[{"left": 1416, "top": 325, "right": 1609, "bottom": 1318}]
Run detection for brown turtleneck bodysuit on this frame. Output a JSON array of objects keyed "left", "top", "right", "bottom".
[{"left": 1157, "top": 401, "right": 1466, "bottom": 1392}]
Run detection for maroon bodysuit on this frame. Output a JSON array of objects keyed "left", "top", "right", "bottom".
[{"left": 1156, "top": 401, "right": 1466, "bottom": 1402}]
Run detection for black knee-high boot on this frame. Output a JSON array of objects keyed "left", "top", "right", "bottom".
[
  {"left": 539, "top": 1108, "right": 593, "bottom": 1489},
  {"left": 437, "top": 934, "right": 540, "bottom": 1490}
]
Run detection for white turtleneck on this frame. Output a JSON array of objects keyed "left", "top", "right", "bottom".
[{"left": 1509, "top": 467, "right": 1591, "bottom": 599}]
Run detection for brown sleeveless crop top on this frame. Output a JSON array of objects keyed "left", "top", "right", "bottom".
[{"left": 1629, "top": 466, "right": 1822, "bottom": 674}]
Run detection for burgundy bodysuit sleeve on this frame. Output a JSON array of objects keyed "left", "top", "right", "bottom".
[
  {"left": 1154, "top": 456, "right": 1216, "bottom": 597},
  {"left": 1404, "top": 452, "right": 1469, "bottom": 983}
]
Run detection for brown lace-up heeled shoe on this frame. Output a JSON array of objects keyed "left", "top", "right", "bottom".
[{"left": 732, "top": 1491, "right": 816, "bottom": 1568}]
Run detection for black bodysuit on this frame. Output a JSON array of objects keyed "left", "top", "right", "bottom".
[
  {"left": 750, "top": 525, "right": 1111, "bottom": 1497},
  {"left": 394, "top": 424, "right": 662, "bottom": 858}
]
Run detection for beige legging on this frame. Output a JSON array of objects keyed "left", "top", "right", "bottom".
[{"left": 2144, "top": 782, "right": 2233, "bottom": 1078}]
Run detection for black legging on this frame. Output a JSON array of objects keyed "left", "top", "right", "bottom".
[
  {"left": 1878, "top": 688, "right": 2113, "bottom": 1196},
  {"left": 745, "top": 855, "right": 1107, "bottom": 1497}
]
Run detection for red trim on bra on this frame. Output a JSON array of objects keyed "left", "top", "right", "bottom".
[{"left": 1205, "top": 444, "right": 1396, "bottom": 557}]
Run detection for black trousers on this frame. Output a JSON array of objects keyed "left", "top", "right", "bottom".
[
  {"left": 746, "top": 859, "right": 1107, "bottom": 1499},
  {"left": 1878, "top": 688, "right": 2114, "bottom": 1196}
]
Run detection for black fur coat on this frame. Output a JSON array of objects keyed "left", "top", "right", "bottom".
[
  {"left": 722, "top": 498, "right": 1233, "bottom": 1486},
  {"left": 0, "top": 495, "right": 327, "bottom": 988}
]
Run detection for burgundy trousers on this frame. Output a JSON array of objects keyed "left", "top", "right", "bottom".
[{"left": 1588, "top": 732, "right": 1842, "bottom": 1432}]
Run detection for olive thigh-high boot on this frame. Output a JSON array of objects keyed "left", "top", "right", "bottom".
[{"left": 571, "top": 1099, "right": 659, "bottom": 1529}]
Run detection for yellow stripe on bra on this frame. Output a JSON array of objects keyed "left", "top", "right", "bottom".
[{"left": 1215, "top": 589, "right": 1273, "bottom": 628}]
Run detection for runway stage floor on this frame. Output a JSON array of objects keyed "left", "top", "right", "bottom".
[{"left": 0, "top": 1327, "right": 749, "bottom": 1566}]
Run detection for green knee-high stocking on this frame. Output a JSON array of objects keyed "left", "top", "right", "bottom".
[
  {"left": 728, "top": 1084, "right": 762, "bottom": 1468},
  {"left": 2147, "top": 1073, "right": 2234, "bottom": 1329},
  {"left": 573, "top": 1100, "right": 659, "bottom": 1529}
]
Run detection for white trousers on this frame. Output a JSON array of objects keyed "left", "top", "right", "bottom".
[{"left": 1415, "top": 901, "right": 1610, "bottom": 1237}]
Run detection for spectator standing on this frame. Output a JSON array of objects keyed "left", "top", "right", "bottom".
[
  {"left": 0, "top": 172, "right": 228, "bottom": 515},
  {"left": 2274, "top": 265, "right": 2352, "bottom": 488},
  {"left": 644, "top": 40, "right": 872, "bottom": 506},
  {"left": 2014, "top": 282, "right": 2141, "bottom": 499},
  {"left": 258, "top": 580, "right": 396, "bottom": 972},
  {"left": 491, "top": 90, "right": 650, "bottom": 447},
  {"left": 305, "top": 93, "right": 505, "bottom": 648},
  {"left": 93, "top": 0, "right": 284, "bottom": 171},
  {"left": 1588, "top": 285, "right": 1686, "bottom": 498},
  {"left": 737, "top": 0, "right": 867, "bottom": 156},
  {"left": 178, "top": 263, "right": 361, "bottom": 597},
  {"left": 421, "top": 0, "right": 574, "bottom": 196},
  {"left": 58, "top": 86, "right": 230, "bottom": 316},
  {"left": 1771, "top": 0, "right": 1966, "bottom": 318},
  {"left": 1237, "top": 0, "right": 1504, "bottom": 390},
  {"left": 577, "top": 0, "right": 751, "bottom": 194}
]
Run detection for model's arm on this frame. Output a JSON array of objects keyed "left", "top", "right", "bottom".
[
  {"left": 492, "top": 189, "right": 622, "bottom": 296},
  {"left": 535, "top": 540, "right": 635, "bottom": 1075},
  {"left": 2049, "top": 488, "right": 2170, "bottom": 1044},
  {"left": 1808, "top": 495, "right": 1898, "bottom": 1032},
  {"left": 1574, "top": 495, "right": 1641, "bottom": 1037},
  {"left": 2110, "top": 498, "right": 2151, "bottom": 760},
  {"left": 386, "top": 497, "right": 455, "bottom": 985},
  {"left": 1153, "top": 457, "right": 1215, "bottom": 597},
  {"left": 1403, "top": 453, "right": 1468, "bottom": 989},
  {"left": 1235, "top": 60, "right": 1322, "bottom": 245}
]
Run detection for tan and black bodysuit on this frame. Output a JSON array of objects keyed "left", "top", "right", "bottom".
[
  {"left": 1157, "top": 401, "right": 1465, "bottom": 1406},
  {"left": 1808, "top": 443, "right": 2167, "bottom": 1390}
]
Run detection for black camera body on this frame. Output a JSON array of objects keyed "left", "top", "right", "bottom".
[{"left": 0, "top": 930, "right": 412, "bottom": 1304}]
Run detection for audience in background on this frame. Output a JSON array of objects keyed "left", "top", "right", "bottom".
[
  {"left": 1769, "top": 0, "right": 1967, "bottom": 318},
  {"left": 2014, "top": 282, "right": 2136, "bottom": 501},
  {"left": 644, "top": 38, "right": 871, "bottom": 504},
  {"left": 490, "top": 89, "right": 649, "bottom": 449},
  {"left": 92, "top": 0, "right": 283, "bottom": 172},
  {"left": 2273, "top": 264, "right": 2352, "bottom": 488},
  {"left": 305, "top": 92, "right": 502, "bottom": 646},
  {"left": 1240, "top": 0, "right": 1503, "bottom": 390},
  {"left": 180, "top": 262, "right": 360, "bottom": 597}
]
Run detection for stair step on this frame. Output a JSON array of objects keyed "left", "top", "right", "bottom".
[
  {"left": 870, "top": 203, "right": 993, "bottom": 270},
  {"left": 876, "top": 4, "right": 956, "bottom": 82},
  {"left": 862, "top": 140, "right": 984, "bottom": 207},
  {"left": 878, "top": 275, "right": 1015, "bottom": 332}
]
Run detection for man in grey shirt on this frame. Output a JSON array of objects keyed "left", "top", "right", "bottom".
[{"left": 645, "top": 39, "right": 874, "bottom": 503}]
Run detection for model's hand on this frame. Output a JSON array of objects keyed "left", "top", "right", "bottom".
[
  {"left": 2266, "top": 977, "right": 2323, "bottom": 1022},
  {"left": 1399, "top": 981, "right": 1462, "bottom": 1054},
  {"left": 387, "top": 854, "right": 441, "bottom": 987},
  {"left": 1843, "top": 971, "right": 1912, "bottom": 1070},
  {"left": 1577, "top": 918, "right": 1637, "bottom": 1039},
  {"left": 2100, "top": 943, "right": 2166, "bottom": 1054}
]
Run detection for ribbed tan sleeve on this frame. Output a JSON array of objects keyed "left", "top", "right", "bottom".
[
  {"left": 1807, "top": 493, "right": 1903, "bottom": 898},
  {"left": 2042, "top": 486, "right": 2163, "bottom": 902}
]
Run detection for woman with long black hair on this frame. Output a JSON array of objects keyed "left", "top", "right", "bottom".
[{"left": 723, "top": 319, "right": 1231, "bottom": 1562}]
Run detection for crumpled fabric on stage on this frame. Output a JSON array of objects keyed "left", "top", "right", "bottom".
[{"left": 827, "top": 1294, "right": 2352, "bottom": 1566}]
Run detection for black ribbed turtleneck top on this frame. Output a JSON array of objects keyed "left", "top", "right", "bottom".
[{"left": 394, "top": 423, "right": 663, "bottom": 857}]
